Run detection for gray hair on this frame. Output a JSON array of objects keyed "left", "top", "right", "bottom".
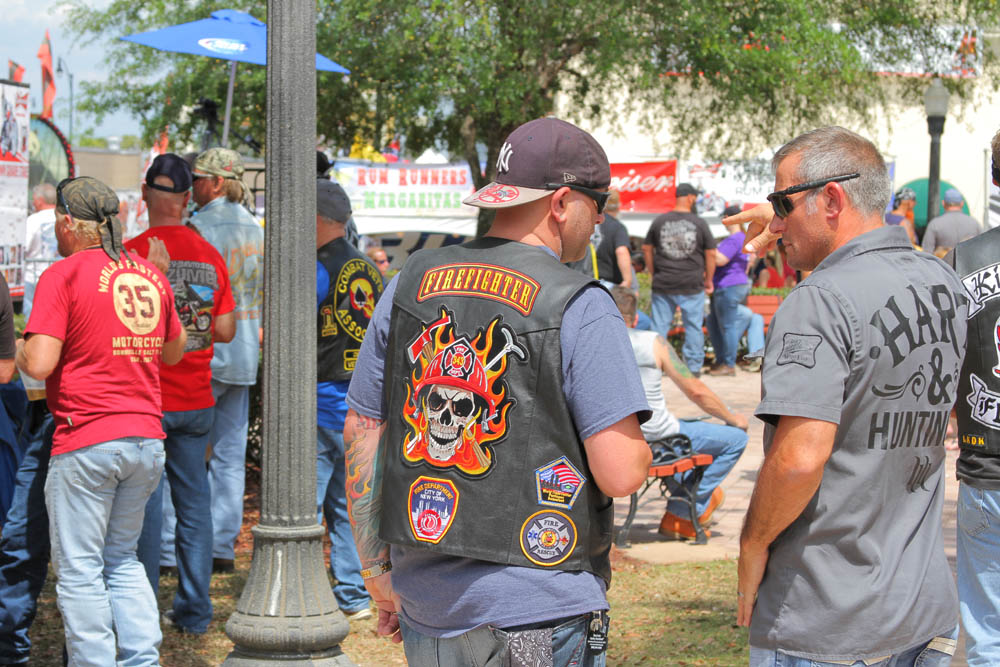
[
  {"left": 32, "top": 183, "right": 56, "bottom": 205},
  {"left": 772, "top": 126, "right": 890, "bottom": 218}
]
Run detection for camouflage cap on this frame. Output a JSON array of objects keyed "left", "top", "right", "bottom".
[{"left": 193, "top": 147, "right": 245, "bottom": 179}]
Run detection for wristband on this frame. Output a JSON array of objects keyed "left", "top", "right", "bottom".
[{"left": 361, "top": 560, "right": 392, "bottom": 580}]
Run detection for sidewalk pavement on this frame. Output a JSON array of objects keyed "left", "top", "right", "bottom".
[{"left": 613, "top": 366, "right": 967, "bottom": 664}]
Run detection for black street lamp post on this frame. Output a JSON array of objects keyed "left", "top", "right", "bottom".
[
  {"left": 55, "top": 57, "right": 73, "bottom": 145},
  {"left": 924, "top": 78, "right": 950, "bottom": 227},
  {"left": 221, "top": 2, "right": 353, "bottom": 664}
]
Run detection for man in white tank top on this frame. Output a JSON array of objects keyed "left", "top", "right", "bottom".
[{"left": 611, "top": 287, "right": 749, "bottom": 540}]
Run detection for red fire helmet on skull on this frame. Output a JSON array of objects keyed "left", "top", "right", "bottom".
[{"left": 413, "top": 337, "right": 495, "bottom": 414}]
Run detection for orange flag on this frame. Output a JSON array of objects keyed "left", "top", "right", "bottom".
[
  {"left": 37, "top": 30, "right": 56, "bottom": 119},
  {"left": 7, "top": 60, "right": 25, "bottom": 83}
]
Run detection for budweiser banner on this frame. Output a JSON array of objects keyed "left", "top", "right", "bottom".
[
  {"left": 609, "top": 161, "right": 677, "bottom": 213},
  {"left": 0, "top": 80, "right": 30, "bottom": 293}
]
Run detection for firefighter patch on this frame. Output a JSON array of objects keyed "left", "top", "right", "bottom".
[
  {"left": 534, "top": 457, "right": 585, "bottom": 509},
  {"left": 408, "top": 476, "right": 459, "bottom": 544},
  {"left": 401, "top": 308, "right": 527, "bottom": 477},
  {"left": 520, "top": 510, "right": 577, "bottom": 567}
]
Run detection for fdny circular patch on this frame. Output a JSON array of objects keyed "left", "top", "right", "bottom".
[{"left": 519, "top": 510, "right": 577, "bottom": 567}]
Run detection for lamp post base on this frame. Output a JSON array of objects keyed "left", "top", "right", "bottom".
[{"left": 222, "top": 524, "right": 353, "bottom": 666}]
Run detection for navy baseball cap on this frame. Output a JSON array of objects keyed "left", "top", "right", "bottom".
[
  {"left": 145, "top": 153, "right": 193, "bottom": 193},
  {"left": 464, "top": 117, "right": 610, "bottom": 209}
]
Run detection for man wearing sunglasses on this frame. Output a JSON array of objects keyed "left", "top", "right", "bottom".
[
  {"left": 344, "top": 117, "right": 651, "bottom": 666},
  {"left": 734, "top": 126, "right": 968, "bottom": 666}
]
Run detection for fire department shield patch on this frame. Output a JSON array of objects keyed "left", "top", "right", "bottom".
[
  {"left": 520, "top": 510, "right": 577, "bottom": 567},
  {"left": 408, "top": 476, "right": 459, "bottom": 544}
]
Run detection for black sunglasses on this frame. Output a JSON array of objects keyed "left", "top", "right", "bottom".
[
  {"left": 56, "top": 177, "right": 76, "bottom": 219},
  {"left": 766, "top": 173, "right": 860, "bottom": 218},
  {"left": 545, "top": 182, "right": 609, "bottom": 214}
]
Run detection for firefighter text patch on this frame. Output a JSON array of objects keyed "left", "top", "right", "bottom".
[{"left": 417, "top": 263, "right": 540, "bottom": 315}]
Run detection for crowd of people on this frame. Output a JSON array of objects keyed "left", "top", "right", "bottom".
[{"left": 0, "top": 116, "right": 996, "bottom": 667}]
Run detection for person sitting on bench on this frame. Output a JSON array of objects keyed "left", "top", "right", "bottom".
[{"left": 612, "top": 287, "right": 749, "bottom": 539}]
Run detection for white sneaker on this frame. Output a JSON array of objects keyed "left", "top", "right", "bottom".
[{"left": 343, "top": 606, "right": 373, "bottom": 621}]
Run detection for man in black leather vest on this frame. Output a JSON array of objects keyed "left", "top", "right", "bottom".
[
  {"left": 952, "top": 128, "right": 1000, "bottom": 664},
  {"left": 315, "top": 179, "right": 382, "bottom": 620},
  {"left": 345, "top": 118, "right": 651, "bottom": 666}
]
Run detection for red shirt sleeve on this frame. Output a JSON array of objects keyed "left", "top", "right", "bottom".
[{"left": 25, "top": 268, "right": 70, "bottom": 342}]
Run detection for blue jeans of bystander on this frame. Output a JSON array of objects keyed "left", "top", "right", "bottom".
[
  {"left": 316, "top": 425, "right": 371, "bottom": 613},
  {"left": 137, "top": 407, "right": 215, "bottom": 633},
  {"left": 650, "top": 291, "right": 706, "bottom": 374},
  {"left": 957, "top": 483, "right": 1000, "bottom": 665},
  {"left": 707, "top": 283, "right": 750, "bottom": 367},
  {"left": 208, "top": 380, "right": 250, "bottom": 560},
  {"left": 668, "top": 420, "right": 748, "bottom": 517},
  {"left": 399, "top": 613, "right": 606, "bottom": 667},
  {"left": 0, "top": 413, "right": 53, "bottom": 664},
  {"left": 46, "top": 436, "right": 164, "bottom": 667}
]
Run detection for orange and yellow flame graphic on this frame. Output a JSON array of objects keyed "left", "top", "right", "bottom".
[{"left": 402, "top": 308, "right": 521, "bottom": 476}]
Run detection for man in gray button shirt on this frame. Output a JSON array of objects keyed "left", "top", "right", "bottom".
[
  {"left": 922, "top": 188, "right": 981, "bottom": 256},
  {"left": 730, "top": 126, "right": 968, "bottom": 666}
]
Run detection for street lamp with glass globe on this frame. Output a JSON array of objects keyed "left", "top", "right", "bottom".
[{"left": 924, "top": 78, "right": 950, "bottom": 228}]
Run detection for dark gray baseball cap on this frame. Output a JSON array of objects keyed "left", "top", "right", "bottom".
[
  {"left": 317, "top": 179, "right": 351, "bottom": 223},
  {"left": 464, "top": 117, "right": 610, "bottom": 209}
]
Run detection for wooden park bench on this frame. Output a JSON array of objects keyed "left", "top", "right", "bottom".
[
  {"left": 616, "top": 433, "right": 714, "bottom": 546},
  {"left": 746, "top": 293, "right": 783, "bottom": 334}
]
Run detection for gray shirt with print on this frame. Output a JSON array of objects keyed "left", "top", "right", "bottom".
[{"left": 751, "top": 225, "right": 967, "bottom": 660}]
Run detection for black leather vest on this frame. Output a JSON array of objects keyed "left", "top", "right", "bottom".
[
  {"left": 317, "top": 238, "right": 383, "bottom": 382},
  {"left": 379, "top": 238, "right": 614, "bottom": 583},
  {"left": 954, "top": 226, "right": 1000, "bottom": 457}
]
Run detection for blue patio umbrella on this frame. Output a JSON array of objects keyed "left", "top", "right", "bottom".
[{"left": 122, "top": 9, "right": 349, "bottom": 146}]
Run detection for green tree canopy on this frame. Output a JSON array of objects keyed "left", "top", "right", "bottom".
[{"left": 67, "top": 0, "right": 998, "bottom": 231}]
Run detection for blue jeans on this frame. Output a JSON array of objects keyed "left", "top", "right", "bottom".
[
  {"left": 669, "top": 420, "right": 748, "bottom": 517},
  {"left": 650, "top": 291, "right": 706, "bottom": 374},
  {"left": 749, "top": 627, "right": 958, "bottom": 666},
  {"left": 707, "top": 283, "right": 749, "bottom": 367},
  {"left": 46, "top": 437, "right": 164, "bottom": 667},
  {"left": 399, "top": 613, "right": 606, "bottom": 667},
  {"left": 137, "top": 407, "right": 214, "bottom": 633},
  {"left": 958, "top": 483, "right": 1000, "bottom": 665},
  {"left": 0, "top": 413, "right": 53, "bottom": 664},
  {"left": 316, "top": 425, "right": 370, "bottom": 612},
  {"left": 208, "top": 380, "right": 250, "bottom": 560}
]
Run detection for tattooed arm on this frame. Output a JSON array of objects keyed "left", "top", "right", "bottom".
[{"left": 344, "top": 408, "right": 401, "bottom": 641}]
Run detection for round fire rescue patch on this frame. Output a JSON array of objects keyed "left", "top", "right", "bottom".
[{"left": 519, "top": 509, "right": 577, "bottom": 567}]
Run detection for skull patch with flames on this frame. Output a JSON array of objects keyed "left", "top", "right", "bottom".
[{"left": 402, "top": 308, "right": 527, "bottom": 476}]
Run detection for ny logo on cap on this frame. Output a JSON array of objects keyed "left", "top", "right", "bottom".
[{"left": 497, "top": 142, "right": 513, "bottom": 173}]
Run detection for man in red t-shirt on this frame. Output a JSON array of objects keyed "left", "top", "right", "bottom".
[
  {"left": 17, "top": 176, "right": 186, "bottom": 665},
  {"left": 125, "top": 154, "right": 236, "bottom": 635}
]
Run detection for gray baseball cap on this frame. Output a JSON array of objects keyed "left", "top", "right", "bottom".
[
  {"left": 943, "top": 188, "right": 963, "bottom": 204},
  {"left": 463, "top": 117, "right": 610, "bottom": 209},
  {"left": 317, "top": 179, "right": 351, "bottom": 223}
]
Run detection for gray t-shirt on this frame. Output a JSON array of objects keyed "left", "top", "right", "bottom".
[
  {"left": 628, "top": 329, "right": 680, "bottom": 442},
  {"left": 752, "top": 225, "right": 967, "bottom": 660},
  {"left": 922, "top": 210, "right": 981, "bottom": 255},
  {"left": 346, "top": 251, "right": 649, "bottom": 637}
]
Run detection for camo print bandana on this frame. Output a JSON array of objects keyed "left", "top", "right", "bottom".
[{"left": 56, "top": 177, "right": 125, "bottom": 261}]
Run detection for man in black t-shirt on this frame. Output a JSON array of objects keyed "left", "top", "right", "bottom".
[
  {"left": 642, "top": 183, "right": 716, "bottom": 376},
  {"left": 594, "top": 191, "right": 634, "bottom": 289}
]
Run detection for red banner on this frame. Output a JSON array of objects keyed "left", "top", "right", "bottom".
[
  {"left": 7, "top": 60, "right": 24, "bottom": 83},
  {"left": 609, "top": 160, "right": 677, "bottom": 213},
  {"left": 37, "top": 31, "right": 56, "bottom": 120}
]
